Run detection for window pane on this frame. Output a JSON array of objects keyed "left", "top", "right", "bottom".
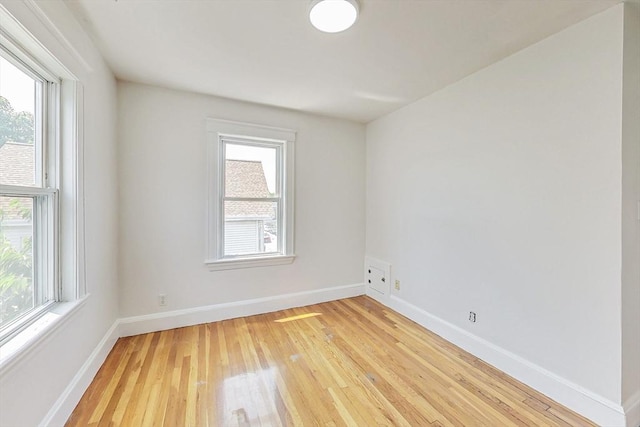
[
  {"left": 0, "top": 196, "right": 34, "bottom": 327},
  {"left": 0, "top": 55, "right": 38, "bottom": 187},
  {"left": 224, "top": 201, "right": 278, "bottom": 256},
  {"left": 225, "top": 143, "right": 277, "bottom": 197}
]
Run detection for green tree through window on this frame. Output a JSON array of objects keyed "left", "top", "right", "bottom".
[
  {"left": 0, "top": 96, "right": 35, "bottom": 147},
  {"left": 0, "top": 199, "right": 33, "bottom": 325}
]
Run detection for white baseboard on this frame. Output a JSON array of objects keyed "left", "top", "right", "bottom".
[
  {"left": 371, "top": 291, "right": 628, "bottom": 427},
  {"left": 39, "top": 320, "right": 120, "bottom": 427},
  {"left": 39, "top": 283, "right": 364, "bottom": 426},
  {"left": 119, "top": 283, "right": 365, "bottom": 337},
  {"left": 624, "top": 391, "right": 640, "bottom": 427},
  {"left": 41, "top": 284, "right": 631, "bottom": 427}
]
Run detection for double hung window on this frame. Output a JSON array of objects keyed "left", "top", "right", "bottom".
[
  {"left": 0, "top": 5, "right": 84, "bottom": 363},
  {"left": 0, "top": 46, "right": 58, "bottom": 343},
  {"left": 206, "top": 119, "right": 295, "bottom": 270}
]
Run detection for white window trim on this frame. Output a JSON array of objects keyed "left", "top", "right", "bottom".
[
  {"left": 205, "top": 118, "right": 295, "bottom": 271},
  {"left": 0, "top": 5, "right": 85, "bottom": 359}
]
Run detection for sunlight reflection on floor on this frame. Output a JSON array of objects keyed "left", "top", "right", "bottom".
[
  {"left": 274, "top": 312, "right": 322, "bottom": 323},
  {"left": 223, "top": 367, "right": 279, "bottom": 426}
]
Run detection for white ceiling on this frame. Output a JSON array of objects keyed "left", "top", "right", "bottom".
[{"left": 65, "top": 0, "right": 619, "bottom": 123}]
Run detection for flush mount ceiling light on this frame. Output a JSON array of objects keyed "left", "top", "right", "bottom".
[{"left": 309, "top": 0, "right": 359, "bottom": 33}]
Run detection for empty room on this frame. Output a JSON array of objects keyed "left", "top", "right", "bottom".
[{"left": 0, "top": 0, "right": 638, "bottom": 425}]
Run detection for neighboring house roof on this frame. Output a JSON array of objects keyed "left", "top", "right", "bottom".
[
  {"left": 0, "top": 150, "right": 274, "bottom": 221},
  {"left": 0, "top": 142, "right": 34, "bottom": 186},
  {"left": 0, "top": 142, "right": 34, "bottom": 221},
  {"left": 225, "top": 159, "right": 273, "bottom": 219}
]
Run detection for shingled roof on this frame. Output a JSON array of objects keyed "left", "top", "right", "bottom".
[
  {"left": 0, "top": 142, "right": 34, "bottom": 187},
  {"left": 0, "top": 151, "right": 274, "bottom": 221},
  {"left": 225, "top": 160, "right": 273, "bottom": 219},
  {"left": 0, "top": 142, "right": 34, "bottom": 221}
]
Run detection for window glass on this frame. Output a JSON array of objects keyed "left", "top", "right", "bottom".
[
  {"left": 223, "top": 200, "right": 278, "bottom": 256},
  {"left": 0, "top": 195, "right": 34, "bottom": 327},
  {"left": 0, "top": 55, "right": 39, "bottom": 187},
  {"left": 223, "top": 140, "right": 281, "bottom": 258},
  {"left": 225, "top": 143, "right": 277, "bottom": 197}
]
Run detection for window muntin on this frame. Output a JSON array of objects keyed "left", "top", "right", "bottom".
[
  {"left": 206, "top": 119, "right": 295, "bottom": 269},
  {"left": 0, "top": 46, "right": 57, "bottom": 344}
]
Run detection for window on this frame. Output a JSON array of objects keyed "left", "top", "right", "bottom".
[
  {"left": 0, "top": 10, "right": 84, "bottom": 352},
  {"left": 0, "top": 49, "right": 58, "bottom": 344},
  {"left": 206, "top": 119, "right": 295, "bottom": 270}
]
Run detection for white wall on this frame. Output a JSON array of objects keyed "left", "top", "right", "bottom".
[
  {"left": 117, "top": 82, "right": 365, "bottom": 318},
  {"left": 0, "top": 1, "right": 119, "bottom": 426},
  {"left": 621, "top": 2, "right": 640, "bottom": 423},
  {"left": 366, "top": 2, "right": 625, "bottom": 418},
  {"left": 0, "top": 2, "right": 632, "bottom": 425}
]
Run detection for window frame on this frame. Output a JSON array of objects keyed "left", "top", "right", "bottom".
[
  {"left": 219, "top": 137, "right": 283, "bottom": 258},
  {"left": 0, "top": 7, "right": 85, "bottom": 355},
  {"left": 0, "top": 50, "right": 60, "bottom": 344},
  {"left": 206, "top": 118, "right": 295, "bottom": 271}
]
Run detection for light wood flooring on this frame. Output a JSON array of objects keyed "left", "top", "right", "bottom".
[{"left": 67, "top": 296, "right": 595, "bottom": 426}]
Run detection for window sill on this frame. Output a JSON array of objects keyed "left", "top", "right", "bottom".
[
  {"left": 0, "top": 295, "right": 89, "bottom": 377},
  {"left": 205, "top": 254, "right": 296, "bottom": 271}
]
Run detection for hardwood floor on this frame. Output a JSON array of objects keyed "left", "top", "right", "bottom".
[{"left": 67, "top": 296, "right": 595, "bottom": 426}]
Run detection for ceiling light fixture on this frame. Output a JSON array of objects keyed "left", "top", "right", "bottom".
[{"left": 309, "top": 0, "right": 359, "bottom": 33}]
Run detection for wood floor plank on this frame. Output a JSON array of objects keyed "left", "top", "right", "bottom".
[
  {"left": 65, "top": 338, "right": 129, "bottom": 426},
  {"left": 94, "top": 336, "right": 142, "bottom": 425},
  {"left": 334, "top": 300, "right": 487, "bottom": 425},
  {"left": 324, "top": 303, "right": 461, "bottom": 426},
  {"left": 67, "top": 296, "right": 596, "bottom": 427},
  {"left": 262, "top": 312, "right": 339, "bottom": 425},
  {"left": 153, "top": 328, "right": 177, "bottom": 426}
]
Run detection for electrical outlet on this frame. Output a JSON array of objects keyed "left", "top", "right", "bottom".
[
  {"left": 159, "top": 294, "right": 167, "bottom": 306},
  {"left": 469, "top": 311, "right": 476, "bottom": 323},
  {"left": 394, "top": 279, "right": 400, "bottom": 290}
]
